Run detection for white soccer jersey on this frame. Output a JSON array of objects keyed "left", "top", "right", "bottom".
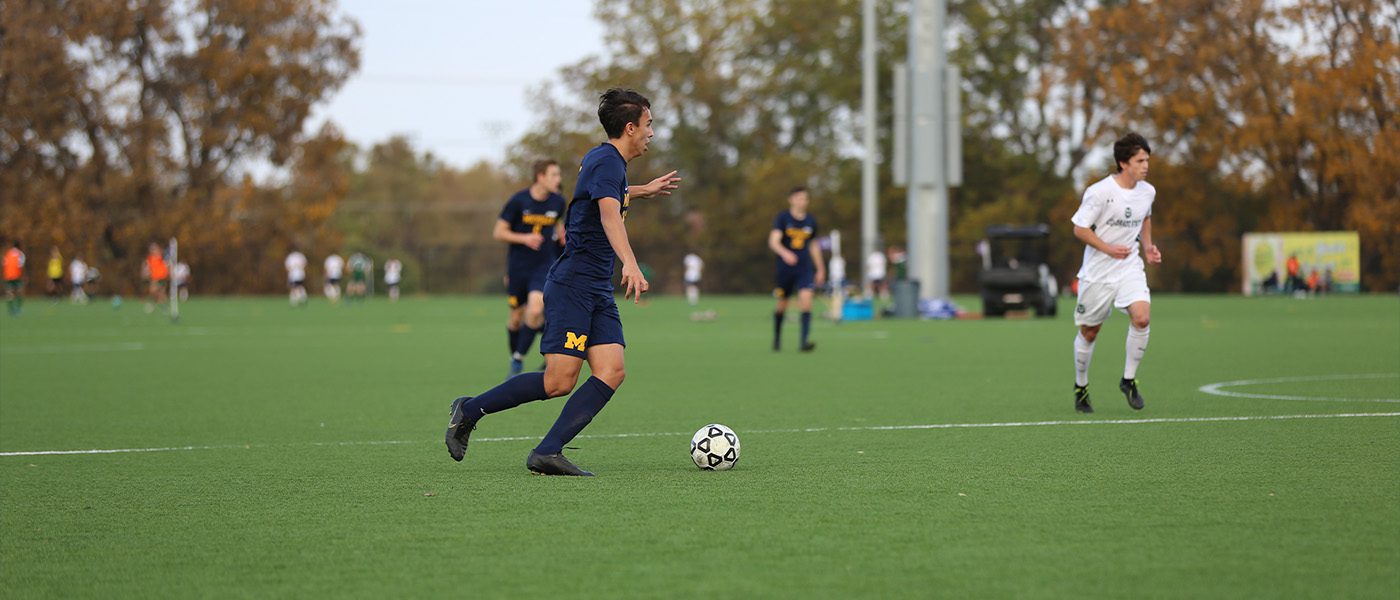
[
  {"left": 69, "top": 259, "right": 87, "bottom": 284},
  {"left": 324, "top": 254, "right": 344, "bottom": 279},
  {"left": 865, "top": 251, "right": 887, "bottom": 280},
  {"left": 285, "top": 251, "right": 307, "bottom": 282},
  {"left": 1071, "top": 175, "right": 1155, "bottom": 283},
  {"left": 384, "top": 259, "right": 402, "bottom": 284},
  {"left": 683, "top": 253, "right": 703, "bottom": 282}
]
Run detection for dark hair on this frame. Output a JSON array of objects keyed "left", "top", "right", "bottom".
[
  {"left": 598, "top": 88, "right": 651, "bottom": 139},
  {"left": 788, "top": 186, "right": 808, "bottom": 197},
  {"left": 532, "top": 159, "right": 558, "bottom": 182},
  {"left": 1113, "top": 133, "right": 1151, "bottom": 172}
]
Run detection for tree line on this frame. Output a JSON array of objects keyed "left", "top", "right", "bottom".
[{"left": 3, "top": 0, "right": 1394, "bottom": 296}]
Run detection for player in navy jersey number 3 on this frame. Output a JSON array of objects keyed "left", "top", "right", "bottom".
[
  {"left": 445, "top": 89, "right": 681, "bottom": 476},
  {"left": 494, "top": 159, "right": 566, "bottom": 378},
  {"left": 769, "top": 186, "right": 826, "bottom": 352}
]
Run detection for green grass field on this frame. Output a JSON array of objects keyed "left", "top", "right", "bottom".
[{"left": 2, "top": 294, "right": 1397, "bottom": 598}]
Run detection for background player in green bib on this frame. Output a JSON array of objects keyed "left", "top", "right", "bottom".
[
  {"left": 347, "top": 252, "right": 370, "bottom": 303},
  {"left": 493, "top": 159, "right": 566, "bottom": 377},
  {"left": 769, "top": 187, "right": 826, "bottom": 352},
  {"left": 444, "top": 89, "right": 681, "bottom": 476}
]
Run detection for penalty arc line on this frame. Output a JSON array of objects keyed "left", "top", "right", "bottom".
[
  {"left": 3, "top": 411, "right": 1399, "bottom": 458},
  {"left": 1198, "top": 373, "right": 1400, "bottom": 403}
]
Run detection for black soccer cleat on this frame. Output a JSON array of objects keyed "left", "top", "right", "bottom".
[
  {"left": 1074, "top": 385, "right": 1093, "bottom": 413},
  {"left": 1120, "top": 378, "right": 1145, "bottom": 410},
  {"left": 526, "top": 451, "right": 594, "bottom": 476},
  {"left": 799, "top": 341, "right": 817, "bottom": 352},
  {"left": 445, "top": 396, "right": 477, "bottom": 462}
]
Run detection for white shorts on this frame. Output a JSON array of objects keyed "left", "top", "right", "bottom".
[{"left": 1075, "top": 274, "right": 1150, "bottom": 326}]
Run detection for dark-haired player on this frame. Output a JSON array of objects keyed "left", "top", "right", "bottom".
[
  {"left": 445, "top": 89, "right": 681, "bottom": 476},
  {"left": 1070, "top": 132, "right": 1161, "bottom": 413},
  {"left": 769, "top": 187, "right": 825, "bottom": 352},
  {"left": 494, "top": 159, "right": 566, "bottom": 377}
]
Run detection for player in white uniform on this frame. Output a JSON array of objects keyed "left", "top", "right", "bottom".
[
  {"left": 69, "top": 257, "right": 89, "bottom": 304},
  {"left": 323, "top": 253, "right": 344, "bottom": 303},
  {"left": 1070, "top": 133, "right": 1162, "bottom": 413},
  {"left": 865, "top": 249, "right": 887, "bottom": 300},
  {"left": 284, "top": 250, "right": 308, "bottom": 306},
  {"left": 683, "top": 253, "right": 703, "bottom": 305},
  {"left": 384, "top": 258, "right": 403, "bottom": 302},
  {"left": 172, "top": 262, "right": 191, "bottom": 301}
]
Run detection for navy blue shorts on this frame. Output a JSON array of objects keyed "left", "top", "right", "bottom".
[
  {"left": 506, "top": 267, "right": 549, "bottom": 308},
  {"left": 774, "top": 265, "right": 815, "bottom": 299},
  {"left": 540, "top": 281, "right": 625, "bottom": 358}
]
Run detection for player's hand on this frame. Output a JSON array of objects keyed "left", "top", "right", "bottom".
[
  {"left": 620, "top": 263, "right": 649, "bottom": 303},
  {"left": 637, "top": 171, "right": 682, "bottom": 198},
  {"left": 522, "top": 233, "right": 544, "bottom": 250},
  {"left": 1145, "top": 244, "right": 1162, "bottom": 264},
  {"left": 815, "top": 271, "right": 827, "bottom": 287},
  {"left": 782, "top": 251, "right": 799, "bottom": 266},
  {"left": 1106, "top": 244, "right": 1132, "bottom": 260}
]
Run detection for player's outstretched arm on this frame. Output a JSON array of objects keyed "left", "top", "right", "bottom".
[
  {"left": 598, "top": 197, "right": 649, "bottom": 303},
  {"left": 628, "top": 170, "right": 682, "bottom": 199},
  {"left": 1141, "top": 216, "right": 1161, "bottom": 264}
]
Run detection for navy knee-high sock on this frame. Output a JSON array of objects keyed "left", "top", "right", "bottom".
[
  {"left": 462, "top": 372, "right": 548, "bottom": 419},
  {"left": 534, "top": 376, "right": 615, "bottom": 455},
  {"left": 507, "top": 327, "right": 520, "bottom": 357},
  {"left": 773, "top": 311, "right": 785, "bottom": 348},
  {"left": 514, "top": 325, "right": 540, "bottom": 357},
  {"left": 800, "top": 311, "right": 812, "bottom": 345}
]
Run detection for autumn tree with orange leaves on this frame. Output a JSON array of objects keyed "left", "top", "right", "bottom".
[{"left": 0, "top": 0, "right": 360, "bottom": 293}]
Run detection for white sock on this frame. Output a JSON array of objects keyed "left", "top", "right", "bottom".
[
  {"left": 686, "top": 286, "right": 699, "bottom": 306},
  {"left": 1124, "top": 325, "right": 1150, "bottom": 379},
  {"left": 1074, "top": 332, "right": 1095, "bottom": 387}
]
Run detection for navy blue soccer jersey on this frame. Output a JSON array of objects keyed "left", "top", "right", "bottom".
[
  {"left": 499, "top": 189, "right": 566, "bottom": 275},
  {"left": 548, "top": 143, "right": 629, "bottom": 293},
  {"left": 773, "top": 211, "right": 818, "bottom": 270}
]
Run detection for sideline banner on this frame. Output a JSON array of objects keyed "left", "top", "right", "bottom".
[{"left": 1242, "top": 232, "right": 1360, "bottom": 295}]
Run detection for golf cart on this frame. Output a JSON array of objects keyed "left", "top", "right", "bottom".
[{"left": 978, "top": 224, "right": 1058, "bottom": 317}]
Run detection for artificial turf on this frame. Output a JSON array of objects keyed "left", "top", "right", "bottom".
[{"left": 1, "top": 294, "right": 1397, "bottom": 597}]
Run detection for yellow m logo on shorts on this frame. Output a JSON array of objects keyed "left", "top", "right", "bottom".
[{"left": 564, "top": 331, "right": 588, "bottom": 351}]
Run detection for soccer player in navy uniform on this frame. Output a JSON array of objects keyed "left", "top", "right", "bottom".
[
  {"left": 445, "top": 89, "right": 681, "bottom": 476},
  {"left": 769, "top": 186, "right": 826, "bottom": 352},
  {"left": 493, "top": 159, "right": 566, "bottom": 377}
]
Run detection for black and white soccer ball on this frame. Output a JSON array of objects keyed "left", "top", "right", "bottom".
[{"left": 690, "top": 423, "right": 740, "bottom": 471}]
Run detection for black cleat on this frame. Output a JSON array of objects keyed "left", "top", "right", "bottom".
[
  {"left": 526, "top": 451, "right": 593, "bottom": 476},
  {"left": 773, "top": 339, "right": 781, "bottom": 352},
  {"left": 799, "top": 341, "right": 817, "bottom": 352},
  {"left": 1074, "top": 385, "right": 1093, "bottom": 413},
  {"left": 1120, "top": 378, "right": 1145, "bottom": 410},
  {"left": 445, "top": 396, "right": 477, "bottom": 462}
]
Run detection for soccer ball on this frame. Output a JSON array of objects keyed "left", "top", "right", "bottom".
[{"left": 690, "top": 423, "right": 740, "bottom": 471}]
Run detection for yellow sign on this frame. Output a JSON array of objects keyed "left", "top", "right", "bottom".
[{"left": 1241, "top": 232, "right": 1360, "bottom": 295}]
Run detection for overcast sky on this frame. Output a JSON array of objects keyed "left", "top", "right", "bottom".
[{"left": 306, "top": 0, "right": 607, "bottom": 170}]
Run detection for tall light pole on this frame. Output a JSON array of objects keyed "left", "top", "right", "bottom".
[{"left": 860, "top": 0, "right": 878, "bottom": 296}]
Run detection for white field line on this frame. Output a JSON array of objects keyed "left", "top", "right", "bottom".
[
  {"left": 1198, "top": 373, "right": 1400, "bottom": 403},
  {"left": 0, "top": 342, "right": 145, "bottom": 354},
  {"left": 3, "top": 411, "right": 1399, "bottom": 458}
]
